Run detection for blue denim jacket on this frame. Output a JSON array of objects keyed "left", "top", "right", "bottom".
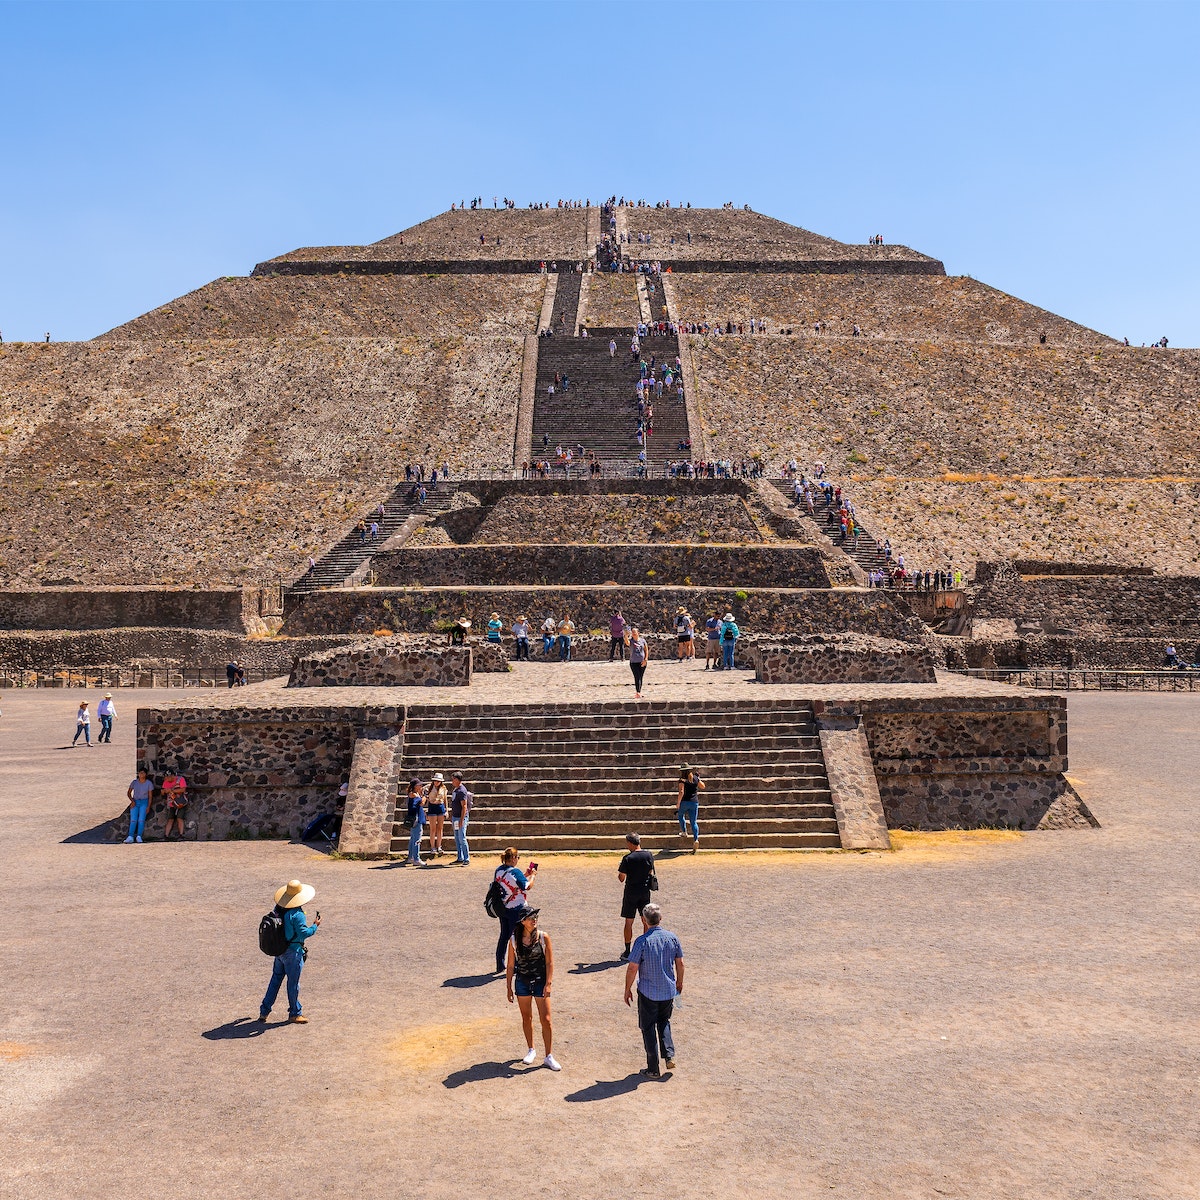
[{"left": 284, "top": 907, "right": 318, "bottom": 948}]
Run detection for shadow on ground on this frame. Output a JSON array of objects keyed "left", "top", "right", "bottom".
[
  {"left": 564, "top": 1072, "right": 666, "bottom": 1101},
  {"left": 442, "top": 972, "right": 499, "bottom": 989},
  {"left": 442, "top": 1060, "right": 521, "bottom": 1088},
  {"left": 201, "top": 1017, "right": 284, "bottom": 1040}
]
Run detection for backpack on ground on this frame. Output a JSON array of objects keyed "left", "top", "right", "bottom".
[
  {"left": 258, "top": 905, "right": 290, "bottom": 956},
  {"left": 484, "top": 878, "right": 504, "bottom": 919}
]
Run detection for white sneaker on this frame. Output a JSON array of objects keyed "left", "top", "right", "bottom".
[
  {"left": 521, "top": 1047, "right": 537, "bottom": 1065},
  {"left": 124, "top": 837, "right": 134, "bottom": 844},
  {"left": 544, "top": 1054, "right": 561, "bottom": 1072},
  {"left": 136, "top": 836, "right": 143, "bottom": 843}
]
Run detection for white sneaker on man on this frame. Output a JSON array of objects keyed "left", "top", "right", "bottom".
[
  {"left": 544, "top": 1054, "right": 561, "bottom": 1071},
  {"left": 521, "top": 1048, "right": 537, "bottom": 1065}
]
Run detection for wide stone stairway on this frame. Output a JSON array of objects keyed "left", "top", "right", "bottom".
[
  {"left": 770, "top": 478, "right": 888, "bottom": 576},
  {"left": 391, "top": 698, "right": 840, "bottom": 853},
  {"left": 532, "top": 330, "right": 688, "bottom": 473}
]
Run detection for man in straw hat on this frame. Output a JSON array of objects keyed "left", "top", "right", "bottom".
[
  {"left": 257, "top": 880, "right": 321, "bottom": 1024},
  {"left": 96, "top": 692, "right": 117, "bottom": 743}
]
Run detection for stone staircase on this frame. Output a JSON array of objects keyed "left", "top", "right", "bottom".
[
  {"left": 289, "top": 481, "right": 460, "bottom": 593},
  {"left": 547, "top": 269, "right": 581, "bottom": 334},
  {"left": 390, "top": 699, "right": 841, "bottom": 853},
  {"left": 770, "top": 479, "right": 888, "bottom": 576},
  {"left": 532, "top": 331, "right": 689, "bottom": 473}
]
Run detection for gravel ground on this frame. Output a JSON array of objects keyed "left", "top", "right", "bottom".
[{"left": 1, "top": 688, "right": 1198, "bottom": 1200}]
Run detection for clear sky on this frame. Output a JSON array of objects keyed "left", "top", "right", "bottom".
[{"left": 1, "top": 0, "right": 1197, "bottom": 345}]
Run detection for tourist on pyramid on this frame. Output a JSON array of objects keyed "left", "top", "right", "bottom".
[
  {"left": 676, "top": 765, "right": 704, "bottom": 852},
  {"left": 124, "top": 769, "right": 154, "bottom": 843},
  {"left": 556, "top": 614, "right": 576, "bottom": 662},
  {"left": 628, "top": 627, "right": 649, "bottom": 698},
  {"left": 450, "top": 772, "right": 472, "bottom": 864},
  {"left": 719, "top": 613, "right": 740, "bottom": 671},
  {"left": 540, "top": 615, "right": 556, "bottom": 656},
  {"left": 487, "top": 612, "right": 503, "bottom": 644},
  {"left": 492, "top": 848, "right": 537, "bottom": 972},
  {"left": 72, "top": 700, "right": 91, "bottom": 747},
  {"left": 609, "top": 610, "right": 627, "bottom": 662},
  {"left": 505, "top": 904, "right": 560, "bottom": 1071},
  {"left": 96, "top": 692, "right": 117, "bottom": 743},
  {"left": 704, "top": 612, "right": 722, "bottom": 670},
  {"left": 403, "top": 779, "right": 427, "bottom": 866},
  {"left": 512, "top": 614, "right": 530, "bottom": 661},
  {"left": 426, "top": 772, "right": 449, "bottom": 858}
]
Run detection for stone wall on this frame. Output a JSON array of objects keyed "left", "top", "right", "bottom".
[
  {"left": 811, "top": 693, "right": 1095, "bottom": 831},
  {"left": 0, "top": 587, "right": 260, "bottom": 632},
  {"left": 135, "top": 702, "right": 404, "bottom": 840},
  {"left": 288, "top": 642, "right": 471, "bottom": 687},
  {"left": 753, "top": 635, "right": 936, "bottom": 684},
  {"left": 339, "top": 727, "right": 405, "bottom": 856},
  {"left": 281, "top": 586, "right": 928, "bottom": 643},
  {"left": 0, "top": 628, "right": 353, "bottom": 674},
  {"left": 971, "top": 575, "right": 1200, "bottom": 636},
  {"left": 370, "top": 544, "right": 830, "bottom": 589}
]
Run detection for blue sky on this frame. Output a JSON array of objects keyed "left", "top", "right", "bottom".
[{"left": 1, "top": 0, "right": 1197, "bottom": 344}]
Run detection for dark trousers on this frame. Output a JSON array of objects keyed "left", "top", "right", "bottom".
[
  {"left": 515, "top": 638, "right": 529, "bottom": 661},
  {"left": 99, "top": 715, "right": 113, "bottom": 742},
  {"left": 637, "top": 993, "right": 675, "bottom": 1071},
  {"left": 630, "top": 661, "right": 646, "bottom": 692},
  {"left": 496, "top": 905, "right": 521, "bottom": 973},
  {"left": 609, "top": 636, "right": 626, "bottom": 661}
]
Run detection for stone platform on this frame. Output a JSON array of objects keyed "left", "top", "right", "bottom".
[{"left": 133, "top": 662, "right": 1094, "bottom": 848}]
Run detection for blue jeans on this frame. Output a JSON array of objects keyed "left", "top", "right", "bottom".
[
  {"left": 128, "top": 801, "right": 148, "bottom": 839},
  {"left": 678, "top": 800, "right": 699, "bottom": 840},
  {"left": 73, "top": 721, "right": 90, "bottom": 745},
  {"left": 723, "top": 641, "right": 736, "bottom": 670},
  {"left": 407, "top": 819, "right": 425, "bottom": 862},
  {"left": 260, "top": 946, "right": 304, "bottom": 1018},
  {"left": 496, "top": 905, "right": 522, "bottom": 973},
  {"left": 558, "top": 635, "right": 571, "bottom": 661},
  {"left": 454, "top": 818, "right": 470, "bottom": 863},
  {"left": 99, "top": 715, "right": 113, "bottom": 742},
  {"left": 542, "top": 633, "right": 555, "bottom": 655},
  {"left": 637, "top": 993, "right": 675, "bottom": 1071}
]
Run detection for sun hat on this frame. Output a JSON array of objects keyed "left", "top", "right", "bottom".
[
  {"left": 490, "top": 612, "right": 500, "bottom": 620},
  {"left": 274, "top": 879, "right": 315, "bottom": 909},
  {"left": 723, "top": 612, "right": 735, "bottom": 621},
  {"left": 515, "top": 904, "right": 541, "bottom": 922},
  {"left": 432, "top": 772, "right": 445, "bottom": 782},
  {"left": 104, "top": 692, "right": 112, "bottom": 698},
  {"left": 457, "top": 618, "right": 472, "bottom": 629},
  {"left": 676, "top": 605, "right": 686, "bottom": 613}
]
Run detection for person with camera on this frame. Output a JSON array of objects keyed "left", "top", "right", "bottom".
[
  {"left": 676, "top": 764, "right": 705, "bottom": 853},
  {"left": 617, "top": 832, "right": 656, "bottom": 960},
  {"left": 257, "top": 879, "right": 321, "bottom": 1024},
  {"left": 493, "top": 847, "right": 537, "bottom": 973}
]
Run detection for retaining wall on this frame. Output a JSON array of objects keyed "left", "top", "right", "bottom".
[
  {"left": 370, "top": 544, "right": 830, "bottom": 589},
  {"left": 288, "top": 643, "right": 471, "bottom": 687},
  {"left": 0, "top": 587, "right": 264, "bottom": 632},
  {"left": 753, "top": 635, "right": 936, "bottom": 684}
]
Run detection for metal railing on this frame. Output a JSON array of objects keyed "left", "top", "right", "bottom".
[
  {"left": 0, "top": 666, "right": 279, "bottom": 689},
  {"left": 950, "top": 667, "right": 1200, "bottom": 692}
]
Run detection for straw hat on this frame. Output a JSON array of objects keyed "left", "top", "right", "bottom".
[
  {"left": 517, "top": 614, "right": 527, "bottom": 621},
  {"left": 431, "top": 772, "right": 445, "bottom": 782},
  {"left": 104, "top": 692, "right": 112, "bottom": 698},
  {"left": 274, "top": 879, "right": 315, "bottom": 909},
  {"left": 456, "top": 618, "right": 472, "bottom": 629},
  {"left": 490, "top": 612, "right": 500, "bottom": 620}
]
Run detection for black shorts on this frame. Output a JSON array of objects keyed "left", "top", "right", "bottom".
[{"left": 621, "top": 891, "right": 652, "bottom": 919}]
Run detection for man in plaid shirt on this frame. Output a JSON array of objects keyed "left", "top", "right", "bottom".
[{"left": 624, "top": 902, "right": 685, "bottom": 1077}]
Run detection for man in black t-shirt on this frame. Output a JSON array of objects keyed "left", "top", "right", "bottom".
[{"left": 617, "top": 833, "right": 656, "bottom": 961}]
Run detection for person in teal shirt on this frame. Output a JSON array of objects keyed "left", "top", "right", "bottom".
[
  {"left": 719, "top": 612, "right": 740, "bottom": 671},
  {"left": 258, "top": 879, "right": 320, "bottom": 1024},
  {"left": 487, "top": 612, "right": 503, "bottom": 643}
]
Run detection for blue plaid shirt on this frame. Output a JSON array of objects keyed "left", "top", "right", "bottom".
[{"left": 630, "top": 926, "right": 683, "bottom": 1001}]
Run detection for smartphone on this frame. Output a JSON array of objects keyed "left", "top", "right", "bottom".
[{"left": 527, "top": 862, "right": 539, "bottom": 872}]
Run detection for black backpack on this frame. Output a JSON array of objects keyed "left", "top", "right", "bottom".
[
  {"left": 258, "top": 905, "right": 290, "bottom": 956},
  {"left": 484, "top": 877, "right": 504, "bottom": 919}
]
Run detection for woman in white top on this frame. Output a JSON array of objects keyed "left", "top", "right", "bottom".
[{"left": 72, "top": 701, "right": 91, "bottom": 747}]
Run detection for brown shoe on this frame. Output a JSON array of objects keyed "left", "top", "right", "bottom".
[{"left": 287, "top": 1015, "right": 309, "bottom": 1024}]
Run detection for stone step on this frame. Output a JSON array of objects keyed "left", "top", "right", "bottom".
[
  {"left": 404, "top": 732, "right": 821, "bottom": 755},
  {"left": 405, "top": 703, "right": 816, "bottom": 727},
  {"left": 426, "top": 801, "right": 837, "bottom": 822},
  {"left": 457, "top": 780, "right": 831, "bottom": 801},
  {"left": 401, "top": 747, "right": 822, "bottom": 770},
  {"left": 390, "top": 830, "right": 844, "bottom": 852},
  {"left": 396, "top": 814, "right": 840, "bottom": 840}
]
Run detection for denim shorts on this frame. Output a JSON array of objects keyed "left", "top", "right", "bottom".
[{"left": 514, "top": 977, "right": 545, "bottom": 998}]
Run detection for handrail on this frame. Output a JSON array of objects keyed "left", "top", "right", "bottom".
[{"left": 948, "top": 667, "right": 1200, "bottom": 692}]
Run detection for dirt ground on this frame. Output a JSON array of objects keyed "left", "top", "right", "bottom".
[{"left": 1, "top": 687, "right": 1198, "bottom": 1200}]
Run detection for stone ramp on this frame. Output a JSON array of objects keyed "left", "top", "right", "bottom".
[{"left": 391, "top": 698, "right": 841, "bottom": 853}]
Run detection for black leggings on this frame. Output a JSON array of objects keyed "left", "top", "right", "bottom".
[
  {"left": 630, "top": 661, "right": 646, "bottom": 692},
  {"left": 496, "top": 905, "right": 521, "bottom": 973}
]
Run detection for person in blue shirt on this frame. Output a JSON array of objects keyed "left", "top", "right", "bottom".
[
  {"left": 258, "top": 879, "right": 321, "bottom": 1024},
  {"left": 624, "top": 903, "right": 684, "bottom": 1077},
  {"left": 719, "top": 612, "right": 740, "bottom": 671}
]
